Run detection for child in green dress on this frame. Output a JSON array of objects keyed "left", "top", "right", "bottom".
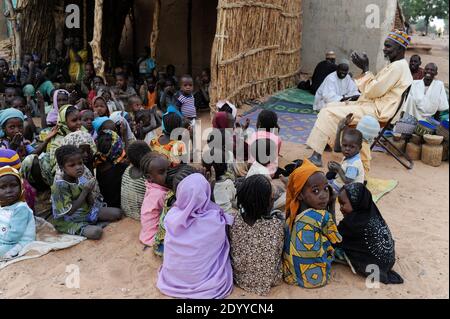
[{"left": 50, "top": 145, "right": 122, "bottom": 239}]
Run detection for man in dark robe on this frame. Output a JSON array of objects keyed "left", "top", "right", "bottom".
[
  {"left": 409, "top": 54, "right": 425, "bottom": 80},
  {"left": 298, "top": 51, "right": 338, "bottom": 94}
]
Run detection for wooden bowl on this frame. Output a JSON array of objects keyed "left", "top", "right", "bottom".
[
  {"left": 393, "top": 133, "right": 402, "bottom": 141},
  {"left": 423, "top": 134, "right": 443, "bottom": 145}
]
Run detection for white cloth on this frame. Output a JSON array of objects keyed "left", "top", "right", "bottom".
[
  {"left": 0, "top": 217, "right": 85, "bottom": 269},
  {"left": 213, "top": 179, "right": 237, "bottom": 215},
  {"left": 313, "top": 71, "right": 360, "bottom": 111},
  {"left": 403, "top": 79, "right": 449, "bottom": 121},
  {"left": 246, "top": 161, "right": 271, "bottom": 178}
]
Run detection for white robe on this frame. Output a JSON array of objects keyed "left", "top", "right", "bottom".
[
  {"left": 403, "top": 79, "right": 449, "bottom": 121},
  {"left": 313, "top": 71, "right": 360, "bottom": 111}
]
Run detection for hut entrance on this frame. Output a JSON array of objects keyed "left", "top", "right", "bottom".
[{"left": 119, "top": 0, "right": 218, "bottom": 79}]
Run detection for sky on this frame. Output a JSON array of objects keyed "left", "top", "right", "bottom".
[{"left": 430, "top": 18, "right": 446, "bottom": 32}]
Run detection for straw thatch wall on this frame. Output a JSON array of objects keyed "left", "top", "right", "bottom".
[
  {"left": 210, "top": 0, "right": 302, "bottom": 112},
  {"left": 18, "top": 0, "right": 58, "bottom": 62}
]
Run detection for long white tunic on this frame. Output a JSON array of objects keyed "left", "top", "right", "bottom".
[
  {"left": 403, "top": 79, "right": 449, "bottom": 121},
  {"left": 313, "top": 71, "right": 360, "bottom": 111}
]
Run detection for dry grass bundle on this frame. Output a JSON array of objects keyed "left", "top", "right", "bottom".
[
  {"left": 210, "top": 0, "right": 302, "bottom": 113},
  {"left": 18, "top": 0, "right": 58, "bottom": 62}
]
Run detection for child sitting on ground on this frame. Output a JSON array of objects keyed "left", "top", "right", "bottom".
[
  {"left": 283, "top": 159, "right": 341, "bottom": 289},
  {"left": 139, "top": 152, "right": 170, "bottom": 247},
  {"left": 140, "top": 75, "right": 158, "bottom": 110},
  {"left": 230, "top": 174, "right": 284, "bottom": 296},
  {"left": 11, "top": 96, "right": 37, "bottom": 142},
  {"left": 127, "top": 95, "right": 144, "bottom": 123},
  {"left": 50, "top": 145, "right": 122, "bottom": 239},
  {"left": 97, "top": 86, "right": 124, "bottom": 114},
  {"left": 157, "top": 173, "right": 233, "bottom": 299},
  {"left": 121, "top": 141, "right": 151, "bottom": 221},
  {"left": 92, "top": 96, "right": 110, "bottom": 118},
  {"left": 153, "top": 165, "right": 198, "bottom": 256},
  {"left": 327, "top": 128, "right": 365, "bottom": 192},
  {"left": 247, "top": 138, "right": 286, "bottom": 209},
  {"left": 92, "top": 116, "right": 131, "bottom": 150},
  {"left": 115, "top": 72, "right": 137, "bottom": 107},
  {"left": 95, "top": 130, "right": 128, "bottom": 208},
  {"left": 159, "top": 78, "right": 177, "bottom": 114},
  {"left": 135, "top": 109, "right": 161, "bottom": 143},
  {"left": 0, "top": 166, "right": 36, "bottom": 259},
  {"left": 209, "top": 149, "right": 237, "bottom": 216},
  {"left": 247, "top": 110, "right": 282, "bottom": 178},
  {"left": 81, "top": 110, "right": 95, "bottom": 137},
  {"left": 150, "top": 109, "right": 187, "bottom": 167},
  {"left": 175, "top": 75, "right": 196, "bottom": 126},
  {"left": 337, "top": 183, "right": 403, "bottom": 284},
  {"left": 0, "top": 108, "right": 35, "bottom": 159}
]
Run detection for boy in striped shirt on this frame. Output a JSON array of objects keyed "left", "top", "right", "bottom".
[{"left": 175, "top": 75, "right": 197, "bottom": 126}]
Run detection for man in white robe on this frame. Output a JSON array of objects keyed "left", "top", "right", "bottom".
[
  {"left": 403, "top": 63, "right": 448, "bottom": 121},
  {"left": 306, "top": 30, "right": 413, "bottom": 168},
  {"left": 313, "top": 61, "right": 361, "bottom": 111}
]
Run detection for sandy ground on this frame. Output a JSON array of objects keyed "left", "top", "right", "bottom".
[
  {"left": 0, "top": 35, "right": 448, "bottom": 300},
  {"left": 0, "top": 111, "right": 448, "bottom": 299}
]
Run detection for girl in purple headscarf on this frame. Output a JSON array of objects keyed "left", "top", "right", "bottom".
[
  {"left": 46, "top": 89, "right": 70, "bottom": 126},
  {"left": 157, "top": 173, "right": 234, "bottom": 299}
]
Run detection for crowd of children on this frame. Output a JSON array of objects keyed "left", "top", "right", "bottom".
[{"left": 0, "top": 49, "right": 404, "bottom": 299}]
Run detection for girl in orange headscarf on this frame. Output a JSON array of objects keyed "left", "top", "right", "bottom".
[
  {"left": 0, "top": 166, "right": 36, "bottom": 259},
  {"left": 283, "top": 159, "right": 342, "bottom": 289}
]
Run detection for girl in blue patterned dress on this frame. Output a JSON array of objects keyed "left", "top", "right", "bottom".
[{"left": 283, "top": 159, "right": 342, "bottom": 289}]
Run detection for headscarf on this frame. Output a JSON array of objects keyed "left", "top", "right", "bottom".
[
  {"left": 0, "top": 149, "right": 21, "bottom": 170},
  {"left": 62, "top": 131, "right": 97, "bottom": 155},
  {"left": 22, "top": 84, "right": 36, "bottom": 97},
  {"left": 92, "top": 116, "right": 111, "bottom": 133},
  {"left": 0, "top": 108, "right": 25, "bottom": 138},
  {"left": 110, "top": 111, "right": 135, "bottom": 141},
  {"left": 157, "top": 173, "right": 234, "bottom": 299},
  {"left": 161, "top": 104, "right": 182, "bottom": 134},
  {"left": 56, "top": 104, "right": 74, "bottom": 136},
  {"left": 95, "top": 130, "right": 126, "bottom": 166},
  {"left": 216, "top": 100, "right": 237, "bottom": 119},
  {"left": 47, "top": 89, "right": 69, "bottom": 126},
  {"left": 93, "top": 96, "right": 110, "bottom": 117},
  {"left": 357, "top": 115, "right": 381, "bottom": 143},
  {"left": 338, "top": 183, "right": 403, "bottom": 284},
  {"left": 285, "top": 159, "right": 322, "bottom": 230},
  {"left": 387, "top": 30, "right": 411, "bottom": 49},
  {"left": 0, "top": 166, "right": 25, "bottom": 204},
  {"left": 212, "top": 112, "right": 229, "bottom": 129}
]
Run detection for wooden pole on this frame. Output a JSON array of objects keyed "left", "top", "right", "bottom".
[
  {"left": 5, "top": 0, "right": 21, "bottom": 71},
  {"left": 131, "top": 1, "right": 137, "bottom": 64},
  {"left": 90, "top": 0, "right": 106, "bottom": 79},
  {"left": 149, "top": 0, "right": 161, "bottom": 61},
  {"left": 187, "top": 0, "right": 192, "bottom": 75},
  {"left": 83, "top": 0, "right": 88, "bottom": 49}
]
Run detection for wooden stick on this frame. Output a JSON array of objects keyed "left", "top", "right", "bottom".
[
  {"left": 83, "top": 0, "right": 88, "bottom": 49},
  {"left": 5, "top": 0, "right": 21, "bottom": 71},
  {"left": 149, "top": 0, "right": 161, "bottom": 60},
  {"left": 187, "top": 0, "right": 193, "bottom": 75},
  {"left": 90, "top": 0, "right": 105, "bottom": 80}
]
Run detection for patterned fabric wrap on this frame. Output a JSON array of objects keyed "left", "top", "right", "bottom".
[
  {"left": 283, "top": 208, "right": 342, "bottom": 288},
  {"left": 95, "top": 130, "right": 126, "bottom": 166}
]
